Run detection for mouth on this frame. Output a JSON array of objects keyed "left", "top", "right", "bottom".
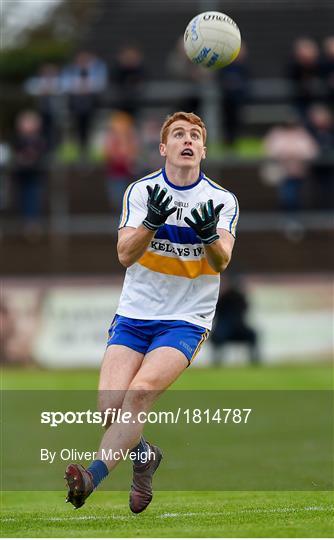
[{"left": 181, "top": 149, "right": 194, "bottom": 157}]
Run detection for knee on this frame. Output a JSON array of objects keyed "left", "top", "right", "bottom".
[
  {"left": 98, "top": 391, "right": 124, "bottom": 428},
  {"left": 98, "top": 404, "right": 122, "bottom": 425},
  {"left": 125, "top": 383, "right": 160, "bottom": 409},
  {"left": 98, "top": 389, "right": 124, "bottom": 412}
]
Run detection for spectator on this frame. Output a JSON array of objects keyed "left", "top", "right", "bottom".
[
  {"left": 307, "top": 104, "right": 334, "bottom": 209},
  {"left": 11, "top": 111, "right": 48, "bottom": 237},
  {"left": 217, "top": 42, "right": 249, "bottom": 146},
  {"left": 166, "top": 36, "right": 208, "bottom": 115},
  {"left": 112, "top": 45, "right": 146, "bottom": 117},
  {"left": 139, "top": 116, "right": 164, "bottom": 173},
  {"left": 287, "top": 38, "right": 322, "bottom": 121},
  {"left": 0, "top": 135, "right": 11, "bottom": 211},
  {"left": 104, "top": 111, "right": 139, "bottom": 214},
  {"left": 24, "top": 63, "right": 62, "bottom": 151},
  {"left": 0, "top": 299, "right": 15, "bottom": 364},
  {"left": 210, "top": 278, "right": 260, "bottom": 366},
  {"left": 321, "top": 36, "right": 334, "bottom": 107},
  {"left": 263, "top": 120, "right": 319, "bottom": 211},
  {"left": 62, "top": 51, "right": 108, "bottom": 152}
]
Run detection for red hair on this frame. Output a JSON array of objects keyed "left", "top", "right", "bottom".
[{"left": 160, "top": 111, "right": 207, "bottom": 144}]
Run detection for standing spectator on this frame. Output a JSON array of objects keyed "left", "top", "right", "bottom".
[
  {"left": 307, "top": 104, "right": 334, "bottom": 209},
  {"left": 62, "top": 51, "right": 108, "bottom": 152},
  {"left": 24, "top": 63, "right": 62, "bottom": 151},
  {"left": 210, "top": 278, "right": 260, "bottom": 366},
  {"left": 104, "top": 111, "right": 139, "bottom": 214},
  {"left": 139, "top": 116, "right": 164, "bottom": 173},
  {"left": 263, "top": 120, "right": 319, "bottom": 210},
  {"left": 112, "top": 45, "right": 146, "bottom": 118},
  {"left": 288, "top": 38, "right": 322, "bottom": 121},
  {"left": 11, "top": 111, "right": 48, "bottom": 237},
  {"left": 321, "top": 36, "right": 334, "bottom": 107},
  {"left": 0, "top": 299, "right": 15, "bottom": 364},
  {"left": 0, "top": 135, "right": 11, "bottom": 211},
  {"left": 217, "top": 43, "right": 249, "bottom": 146}
]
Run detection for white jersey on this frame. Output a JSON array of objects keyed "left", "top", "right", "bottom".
[{"left": 117, "top": 168, "right": 239, "bottom": 329}]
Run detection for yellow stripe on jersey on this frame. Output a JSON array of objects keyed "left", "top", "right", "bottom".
[
  {"left": 119, "top": 183, "right": 133, "bottom": 228},
  {"left": 138, "top": 251, "right": 218, "bottom": 279},
  {"left": 190, "top": 329, "right": 210, "bottom": 364},
  {"left": 204, "top": 175, "right": 239, "bottom": 237},
  {"left": 203, "top": 176, "right": 227, "bottom": 191},
  {"left": 119, "top": 169, "right": 162, "bottom": 229},
  {"left": 230, "top": 210, "right": 239, "bottom": 237}
]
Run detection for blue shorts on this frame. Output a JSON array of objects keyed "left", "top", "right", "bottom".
[{"left": 107, "top": 315, "right": 209, "bottom": 365}]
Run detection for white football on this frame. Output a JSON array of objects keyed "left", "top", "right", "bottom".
[{"left": 184, "top": 11, "right": 241, "bottom": 70}]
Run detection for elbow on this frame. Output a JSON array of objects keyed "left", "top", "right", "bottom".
[
  {"left": 118, "top": 255, "right": 130, "bottom": 268},
  {"left": 118, "top": 252, "right": 132, "bottom": 268},
  {"left": 117, "top": 244, "right": 131, "bottom": 268},
  {"left": 217, "top": 256, "right": 231, "bottom": 273},
  {"left": 210, "top": 260, "right": 229, "bottom": 273}
]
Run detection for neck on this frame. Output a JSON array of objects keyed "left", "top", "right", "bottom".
[{"left": 164, "top": 162, "right": 201, "bottom": 186}]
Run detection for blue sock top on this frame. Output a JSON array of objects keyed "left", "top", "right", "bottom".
[{"left": 87, "top": 459, "right": 109, "bottom": 488}]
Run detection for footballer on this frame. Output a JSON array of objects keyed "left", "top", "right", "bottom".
[{"left": 65, "top": 111, "right": 239, "bottom": 513}]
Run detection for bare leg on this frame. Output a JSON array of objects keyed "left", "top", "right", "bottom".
[
  {"left": 65, "top": 347, "right": 188, "bottom": 510},
  {"left": 64, "top": 344, "right": 144, "bottom": 509},
  {"left": 96, "top": 346, "right": 188, "bottom": 470},
  {"left": 98, "top": 345, "right": 144, "bottom": 424}
]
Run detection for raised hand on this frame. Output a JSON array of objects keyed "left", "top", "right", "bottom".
[
  {"left": 184, "top": 199, "right": 224, "bottom": 245},
  {"left": 143, "top": 184, "right": 177, "bottom": 231}
]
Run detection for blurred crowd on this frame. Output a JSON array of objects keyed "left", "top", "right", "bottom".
[
  {"left": 262, "top": 37, "right": 334, "bottom": 210},
  {"left": 1, "top": 36, "right": 333, "bottom": 367},
  {"left": 1, "top": 36, "right": 333, "bottom": 236}
]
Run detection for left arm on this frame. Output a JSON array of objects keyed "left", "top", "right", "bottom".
[
  {"left": 184, "top": 199, "right": 237, "bottom": 274},
  {"left": 204, "top": 229, "right": 235, "bottom": 273}
]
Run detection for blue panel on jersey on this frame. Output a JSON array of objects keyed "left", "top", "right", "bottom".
[{"left": 155, "top": 224, "right": 201, "bottom": 245}]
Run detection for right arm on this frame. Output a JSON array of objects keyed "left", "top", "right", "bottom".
[
  {"left": 117, "top": 226, "right": 155, "bottom": 268},
  {"left": 117, "top": 183, "right": 176, "bottom": 268}
]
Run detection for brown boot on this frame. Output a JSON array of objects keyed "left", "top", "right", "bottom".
[
  {"left": 129, "top": 443, "right": 163, "bottom": 513},
  {"left": 65, "top": 464, "right": 94, "bottom": 509}
]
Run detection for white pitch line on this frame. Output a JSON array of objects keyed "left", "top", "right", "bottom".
[
  {"left": 2, "top": 505, "right": 333, "bottom": 523},
  {"left": 1, "top": 515, "right": 130, "bottom": 523},
  {"left": 160, "top": 512, "right": 199, "bottom": 518},
  {"left": 159, "top": 506, "right": 333, "bottom": 518}
]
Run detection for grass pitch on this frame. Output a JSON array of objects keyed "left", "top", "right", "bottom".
[
  {"left": 1, "top": 364, "right": 333, "bottom": 537},
  {"left": 2, "top": 490, "right": 333, "bottom": 538}
]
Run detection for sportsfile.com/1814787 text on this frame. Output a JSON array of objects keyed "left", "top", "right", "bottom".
[{"left": 40, "top": 408, "right": 252, "bottom": 427}]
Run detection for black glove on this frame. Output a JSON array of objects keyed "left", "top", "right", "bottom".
[
  {"left": 184, "top": 199, "right": 224, "bottom": 245},
  {"left": 143, "top": 184, "right": 177, "bottom": 231}
]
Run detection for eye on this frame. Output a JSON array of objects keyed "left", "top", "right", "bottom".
[
  {"left": 175, "top": 131, "right": 183, "bottom": 138},
  {"left": 191, "top": 132, "right": 200, "bottom": 140}
]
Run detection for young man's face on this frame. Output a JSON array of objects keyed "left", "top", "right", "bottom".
[{"left": 159, "top": 120, "right": 206, "bottom": 169}]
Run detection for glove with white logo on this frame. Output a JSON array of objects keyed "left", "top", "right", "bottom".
[
  {"left": 184, "top": 199, "right": 224, "bottom": 245},
  {"left": 143, "top": 184, "right": 177, "bottom": 231}
]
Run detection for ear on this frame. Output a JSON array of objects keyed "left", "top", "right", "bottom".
[
  {"left": 159, "top": 143, "right": 167, "bottom": 157},
  {"left": 202, "top": 146, "right": 207, "bottom": 160}
]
